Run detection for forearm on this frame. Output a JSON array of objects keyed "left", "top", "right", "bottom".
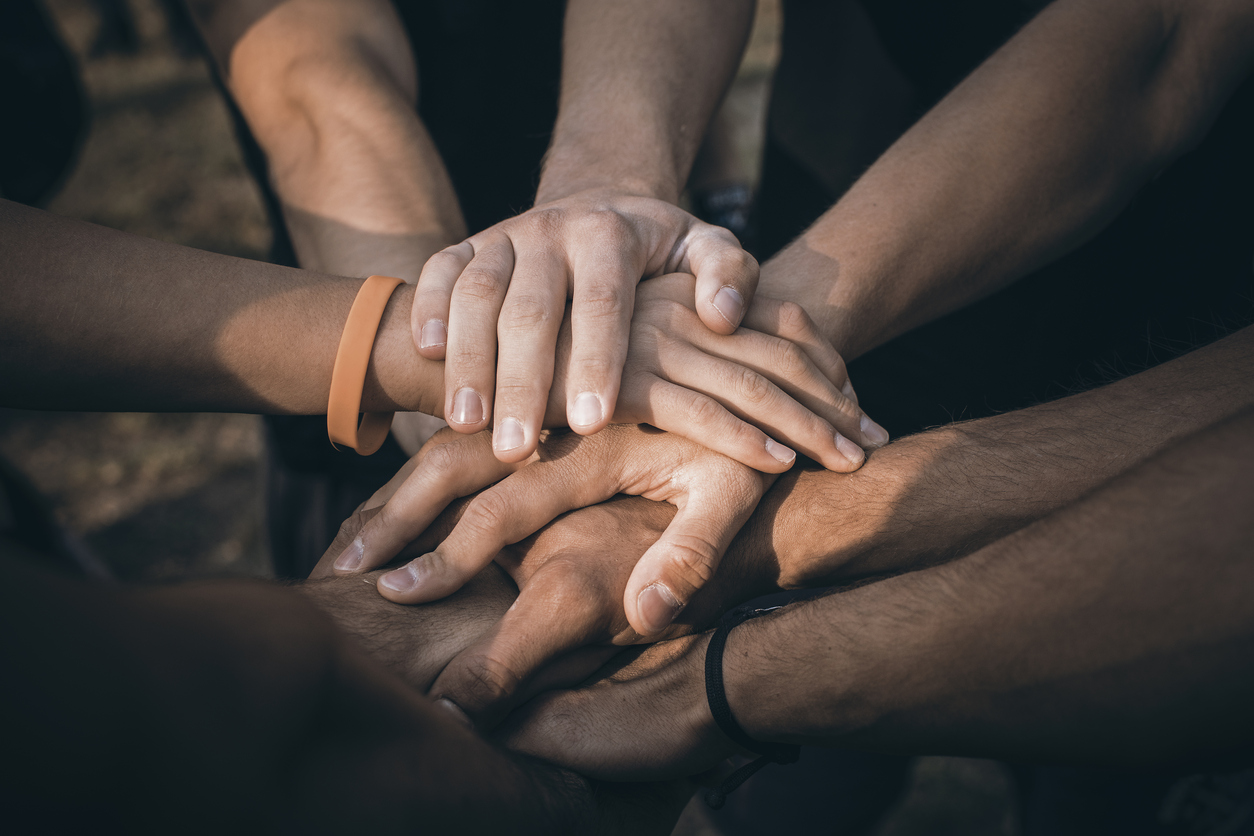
[
  {"left": 730, "top": 406, "right": 1254, "bottom": 764},
  {"left": 735, "top": 324, "right": 1254, "bottom": 590},
  {"left": 196, "top": 0, "right": 464, "bottom": 279},
  {"left": 536, "top": 0, "right": 754, "bottom": 204},
  {"left": 0, "top": 199, "right": 445, "bottom": 414},
  {"left": 761, "top": 0, "right": 1254, "bottom": 357}
]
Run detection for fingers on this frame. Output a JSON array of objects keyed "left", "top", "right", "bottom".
[
  {"left": 622, "top": 483, "right": 759, "bottom": 637},
  {"left": 565, "top": 225, "right": 639, "bottom": 436},
  {"left": 331, "top": 432, "right": 519, "bottom": 576},
  {"left": 625, "top": 377, "right": 798, "bottom": 473},
  {"left": 688, "top": 331, "right": 881, "bottom": 467},
  {"left": 681, "top": 225, "right": 759, "bottom": 335},
  {"left": 490, "top": 248, "right": 567, "bottom": 462},
  {"left": 428, "top": 565, "right": 613, "bottom": 729},
  {"left": 411, "top": 242, "right": 473, "bottom": 360},
  {"left": 373, "top": 455, "right": 613, "bottom": 604},
  {"left": 443, "top": 237, "right": 514, "bottom": 434}
]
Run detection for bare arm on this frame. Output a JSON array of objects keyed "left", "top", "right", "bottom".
[
  {"left": 507, "top": 404, "right": 1254, "bottom": 777},
  {"left": 190, "top": 0, "right": 465, "bottom": 281},
  {"left": 536, "top": 0, "right": 755, "bottom": 206},
  {"left": 0, "top": 198, "right": 442, "bottom": 414},
  {"left": 736, "top": 324, "right": 1254, "bottom": 590},
  {"left": 761, "top": 0, "right": 1254, "bottom": 358}
]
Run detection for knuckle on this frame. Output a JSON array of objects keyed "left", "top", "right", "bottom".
[
  {"left": 686, "top": 395, "right": 727, "bottom": 429},
  {"left": 578, "top": 208, "right": 632, "bottom": 242},
  {"left": 501, "top": 293, "right": 554, "bottom": 331},
  {"left": 423, "top": 249, "right": 467, "bottom": 274},
  {"left": 462, "top": 489, "right": 511, "bottom": 536},
  {"left": 768, "top": 339, "right": 811, "bottom": 379},
  {"left": 419, "top": 441, "right": 464, "bottom": 474},
  {"left": 455, "top": 268, "right": 507, "bottom": 304},
  {"left": 457, "top": 652, "right": 524, "bottom": 707},
  {"left": 733, "top": 365, "right": 774, "bottom": 405},
  {"left": 663, "top": 538, "right": 721, "bottom": 591},
  {"left": 774, "top": 300, "right": 814, "bottom": 338},
  {"left": 577, "top": 283, "right": 629, "bottom": 322}
]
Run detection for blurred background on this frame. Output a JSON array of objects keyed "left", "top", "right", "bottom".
[{"left": 1, "top": 1, "right": 1017, "bottom": 832}]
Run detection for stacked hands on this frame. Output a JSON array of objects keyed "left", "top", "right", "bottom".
[{"left": 321, "top": 202, "right": 888, "bottom": 782}]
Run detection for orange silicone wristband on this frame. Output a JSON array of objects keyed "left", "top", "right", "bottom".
[{"left": 327, "top": 274, "right": 406, "bottom": 455}]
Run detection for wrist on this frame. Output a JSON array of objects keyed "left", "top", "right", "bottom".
[{"left": 536, "top": 147, "right": 682, "bottom": 206}]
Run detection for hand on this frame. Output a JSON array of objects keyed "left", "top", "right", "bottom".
[
  {"left": 602, "top": 273, "right": 884, "bottom": 473},
  {"left": 500, "top": 632, "right": 737, "bottom": 782},
  {"left": 412, "top": 189, "right": 760, "bottom": 461},
  {"left": 332, "top": 424, "right": 772, "bottom": 637}
]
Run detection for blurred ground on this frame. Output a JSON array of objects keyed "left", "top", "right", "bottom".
[{"left": 1, "top": 1, "right": 1017, "bottom": 832}]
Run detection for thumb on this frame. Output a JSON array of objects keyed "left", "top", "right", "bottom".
[
  {"left": 683, "top": 226, "right": 759, "bottom": 335},
  {"left": 622, "top": 487, "right": 757, "bottom": 637}
]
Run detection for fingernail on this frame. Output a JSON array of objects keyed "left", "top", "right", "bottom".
[
  {"left": 451, "top": 388, "right": 484, "bottom": 426},
  {"left": 835, "top": 433, "right": 865, "bottom": 467},
  {"left": 333, "top": 538, "right": 364, "bottom": 572},
  {"left": 842, "top": 379, "right": 858, "bottom": 404},
  {"left": 638, "top": 582, "right": 683, "bottom": 635},
  {"left": 494, "top": 417, "right": 525, "bottom": 452},
  {"left": 712, "top": 285, "right": 745, "bottom": 327},
  {"left": 434, "top": 697, "right": 473, "bottom": 730},
  {"left": 420, "top": 319, "right": 447, "bottom": 350},
  {"left": 765, "top": 438, "right": 796, "bottom": 465},
  {"left": 379, "top": 563, "right": 420, "bottom": 594},
  {"left": 569, "top": 391, "right": 602, "bottom": 428},
  {"left": 860, "top": 414, "right": 890, "bottom": 447}
]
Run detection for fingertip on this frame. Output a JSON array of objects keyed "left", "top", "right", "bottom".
[
  {"left": 764, "top": 438, "right": 797, "bottom": 471},
  {"left": 702, "top": 284, "right": 745, "bottom": 334},
  {"left": 447, "top": 387, "right": 488, "bottom": 433},
  {"left": 416, "top": 319, "right": 448, "bottom": 360},
  {"left": 833, "top": 433, "right": 867, "bottom": 472},
  {"left": 378, "top": 561, "right": 421, "bottom": 601},
  {"left": 567, "top": 390, "right": 606, "bottom": 433},
  {"left": 331, "top": 537, "right": 365, "bottom": 575},
  {"left": 633, "top": 581, "right": 684, "bottom": 637},
  {"left": 859, "top": 414, "right": 890, "bottom": 448}
]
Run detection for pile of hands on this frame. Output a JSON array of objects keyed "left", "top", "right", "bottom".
[{"left": 317, "top": 192, "right": 889, "bottom": 785}]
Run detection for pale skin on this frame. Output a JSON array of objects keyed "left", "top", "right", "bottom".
[
  {"left": 412, "top": 0, "right": 884, "bottom": 462},
  {"left": 189, "top": 0, "right": 885, "bottom": 463}
]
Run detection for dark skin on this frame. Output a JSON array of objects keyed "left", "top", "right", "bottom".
[{"left": 0, "top": 531, "right": 701, "bottom": 833}]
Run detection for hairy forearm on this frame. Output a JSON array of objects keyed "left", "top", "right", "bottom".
[
  {"left": 761, "top": 0, "right": 1254, "bottom": 357},
  {"left": 735, "top": 324, "right": 1254, "bottom": 590},
  {"left": 197, "top": 0, "right": 464, "bottom": 279},
  {"left": 730, "top": 406, "right": 1254, "bottom": 764},
  {"left": 536, "top": 0, "right": 754, "bottom": 203}
]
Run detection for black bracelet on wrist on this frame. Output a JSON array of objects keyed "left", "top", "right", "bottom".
[{"left": 704, "top": 604, "right": 801, "bottom": 810}]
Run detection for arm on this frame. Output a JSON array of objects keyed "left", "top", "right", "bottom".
[
  {"left": 325, "top": 325, "right": 1254, "bottom": 727},
  {"left": 0, "top": 198, "right": 442, "bottom": 414},
  {"left": 505, "top": 386, "right": 1254, "bottom": 778},
  {"left": 190, "top": 0, "right": 465, "bottom": 281},
  {"left": 739, "top": 323, "right": 1254, "bottom": 590},
  {"left": 760, "top": 0, "right": 1254, "bottom": 358},
  {"left": 537, "top": 0, "right": 754, "bottom": 207},
  {"left": 0, "top": 544, "right": 599, "bottom": 833},
  {"left": 415, "top": 0, "right": 767, "bottom": 462}
]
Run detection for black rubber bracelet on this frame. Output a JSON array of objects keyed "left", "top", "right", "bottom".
[{"left": 704, "top": 604, "right": 800, "bottom": 809}]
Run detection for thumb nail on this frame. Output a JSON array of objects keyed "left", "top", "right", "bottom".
[
  {"left": 638, "top": 582, "right": 683, "bottom": 635},
  {"left": 434, "top": 697, "right": 473, "bottom": 730},
  {"left": 712, "top": 286, "right": 744, "bottom": 327}
]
